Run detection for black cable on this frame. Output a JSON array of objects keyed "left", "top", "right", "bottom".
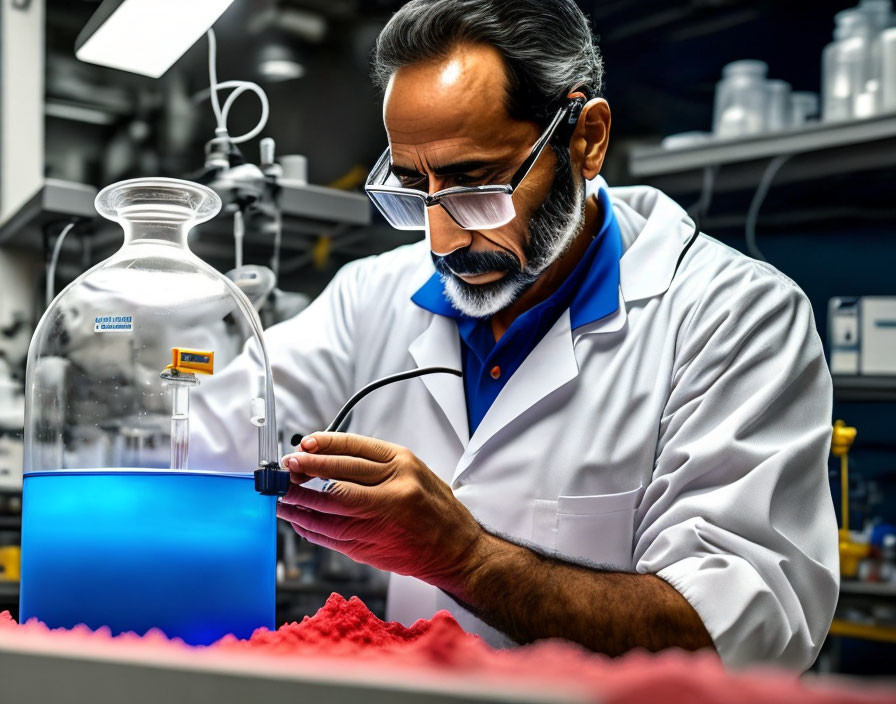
[
  {"left": 673, "top": 219, "right": 701, "bottom": 277},
  {"left": 745, "top": 154, "right": 793, "bottom": 262},
  {"left": 289, "top": 366, "right": 462, "bottom": 446}
]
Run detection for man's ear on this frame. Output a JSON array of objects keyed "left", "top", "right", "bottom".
[{"left": 569, "top": 95, "right": 611, "bottom": 180}]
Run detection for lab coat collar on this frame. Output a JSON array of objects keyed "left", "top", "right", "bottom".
[
  {"left": 596, "top": 179, "right": 696, "bottom": 304},
  {"left": 459, "top": 309, "right": 579, "bottom": 469},
  {"left": 408, "top": 314, "right": 470, "bottom": 447}
]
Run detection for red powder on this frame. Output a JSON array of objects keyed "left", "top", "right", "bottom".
[
  {"left": 213, "top": 594, "right": 486, "bottom": 664},
  {"left": 1, "top": 595, "right": 894, "bottom": 704}
]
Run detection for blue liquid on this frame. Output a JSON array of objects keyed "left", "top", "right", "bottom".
[{"left": 20, "top": 470, "right": 276, "bottom": 645}]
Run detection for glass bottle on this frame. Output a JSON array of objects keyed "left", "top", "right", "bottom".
[
  {"left": 713, "top": 60, "right": 768, "bottom": 139},
  {"left": 790, "top": 91, "right": 820, "bottom": 127},
  {"left": 822, "top": 9, "right": 873, "bottom": 122},
  {"left": 883, "top": 26, "right": 896, "bottom": 111},
  {"left": 20, "top": 178, "right": 279, "bottom": 644},
  {"left": 764, "top": 79, "right": 792, "bottom": 132}
]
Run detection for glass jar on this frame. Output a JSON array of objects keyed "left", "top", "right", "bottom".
[
  {"left": 713, "top": 60, "right": 768, "bottom": 139},
  {"left": 790, "top": 91, "right": 820, "bottom": 127},
  {"left": 882, "top": 26, "right": 896, "bottom": 112},
  {"left": 764, "top": 79, "right": 792, "bottom": 132},
  {"left": 20, "top": 178, "right": 279, "bottom": 644},
  {"left": 822, "top": 9, "right": 873, "bottom": 122}
]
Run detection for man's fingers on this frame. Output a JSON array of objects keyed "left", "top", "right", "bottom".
[
  {"left": 282, "top": 452, "right": 388, "bottom": 484},
  {"left": 280, "top": 482, "right": 371, "bottom": 516},
  {"left": 277, "top": 504, "right": 366, "bottom": 543},
  {"left": 289, "top": 522, "right": 354, "bottom": 552},
  {"left": 299, "top": 432, "right": 397, "bottom": 463}
]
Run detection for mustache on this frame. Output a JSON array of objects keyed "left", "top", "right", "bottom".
[{"left": 433, "top": 248, "right": 521, "bottom": 277}]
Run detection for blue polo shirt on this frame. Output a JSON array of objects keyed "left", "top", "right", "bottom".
[{"left": 411, "top": 187, "right": 622, "bottom": 435}]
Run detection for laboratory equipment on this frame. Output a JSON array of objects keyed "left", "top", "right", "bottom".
[
  {"left": 859, "top": 0, "right": 894, "bottom": 93},
  {"left": 0, "top": 358, "right": 24, "bottom": 493},
  {"left": 712, "top": 60, "right": 768, "bottom": 138},
  {"left": 20, "top": 177, "right": 279, "bottom": 644},
  {"left": 829, "top": 298, "right": 860, "bottom": 375},
  {"left": 882, "top": 26, "right": 896, "bottom": 111},
  {"left": 828, "top": 296, "right": 896, "bottom": 375},
  {"left": 790, "top": 91, "right": 820, "bottom": 127},
  {"left": 822, "top": 9, "right": 873, "bottom": 122},
  {"left": 832, "top": 420, "right": 870, "bottom": 578},
  {"left": 859, "top": 296, "right": 896, "bottom": 374},
  {"left": 854, "top": 79, "right": 882, "bottom": 117},
  {"left": 0, "top": 249, "right": 37, "bottom": 493},
  {"left": 764, "top": 79, "right": 792, "bottom": 132}
]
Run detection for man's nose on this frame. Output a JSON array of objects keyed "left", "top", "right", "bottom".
[{"left": 428, "top": 205, "right": 472, "bottom": 256}]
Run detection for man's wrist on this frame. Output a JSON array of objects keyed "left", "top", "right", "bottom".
[{"left": 440, "top": 528, "right": 511, "bottom": 605}]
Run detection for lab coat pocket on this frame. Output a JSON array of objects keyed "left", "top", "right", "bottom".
[
  {"left": 531, "top": 499, "right": 558, "bottom": 552},
  {"left": 555, "top": 487, "right": 644, "bottom": 571}
]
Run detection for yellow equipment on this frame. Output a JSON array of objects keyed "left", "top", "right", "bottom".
[
  {"left": 165, "top": 348, "right": 214, "bottom": 376},
  {"left": 832, "top": 420, "right": 870, "bottom": 577},
  {"left": 0, "top": 545, "right": 20, "bottom": 582}
]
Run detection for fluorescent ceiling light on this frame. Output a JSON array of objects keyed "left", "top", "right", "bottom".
[
  {"left": 75, "top": 0, "right": 236, "bottom": 79},
  {"left": 259, "top": 59, "right": 305, "bottom": 82}
]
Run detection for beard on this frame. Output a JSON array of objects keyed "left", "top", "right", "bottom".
[{"left": 433, "top": 146, "right": 586, "bottom": 319}]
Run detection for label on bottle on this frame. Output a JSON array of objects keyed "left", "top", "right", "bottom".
[{"left": 94, "top": 314, "right": 134, "bottom": 333}]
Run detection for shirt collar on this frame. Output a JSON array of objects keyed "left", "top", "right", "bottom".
[{"left": 411, "top": 187, "right": 621, "bottom": 330}]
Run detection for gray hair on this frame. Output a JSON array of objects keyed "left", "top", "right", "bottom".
[{"left": 372, "top": 0, "right": 604, "bottom": 125}]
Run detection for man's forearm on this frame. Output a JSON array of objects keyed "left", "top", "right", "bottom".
[{"left": 443, "top": 531, "right": 715, "bottom": 656}]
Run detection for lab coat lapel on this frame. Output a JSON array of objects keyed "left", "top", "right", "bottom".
[
  {"left": 408, "top": 314, "right": 469, "bottom": 446},
  {"left": 456, "top": 310, "right": 579, "bottom": 480},
  {"left": 613, "top": 188, "right": 695, "bottom": 303}
]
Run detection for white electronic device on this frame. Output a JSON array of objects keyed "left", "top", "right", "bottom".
[{"left": 828, "top": 296, "right": 896, "bottom": 376}]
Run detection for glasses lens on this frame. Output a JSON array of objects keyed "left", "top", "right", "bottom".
[
  {"left": 440, "top": 191, "right": 515, "bottom": 230},
  {"left": 368, "top": 190, "right": 426, "bottom": 230}
]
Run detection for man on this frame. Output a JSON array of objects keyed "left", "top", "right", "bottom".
[{"left": 196, "top": 0, "right": 838, "bottom": 669}]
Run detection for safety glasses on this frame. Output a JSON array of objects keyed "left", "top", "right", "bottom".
[{"left": 365, "top": 100, "right": 581, "bottom": 231}]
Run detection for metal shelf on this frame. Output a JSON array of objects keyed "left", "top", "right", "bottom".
[
  {"left": 0, "top": 179, "right": 98, "bottom": 246},
  {"left": 840, "top": 581, "right": 896, "bottom": 598},
  {"left": 631, "top": 113, "right": 896, "bottom": 176},
  {"left": 278, "top": 181, "right": 370, "bottom": 227},
  {"left": 627, "top": 113, "right": 896, "bottom": 196},
  {"left": 833, "top": 375, "right": 896, "bottom": 403}
]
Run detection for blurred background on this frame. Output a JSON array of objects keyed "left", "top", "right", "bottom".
[{"left": 1, "top": 0, "right": 895, "bottom": 676}]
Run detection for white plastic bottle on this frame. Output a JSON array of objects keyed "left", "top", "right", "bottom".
[
  {"left": 822, "top": 9, "right": 873, "bottom": 122},
  {"left": 858, "top": 0, "right": 893, "bottom": 116},
  {"left": 713, "top": 60, "right": 768, "bottom": 138},
  {"left": 882, "top": 26, "right": 896, "bottom": 111},
  {"left": 764, "top": 79, "right": 792, "bottom": 132}
]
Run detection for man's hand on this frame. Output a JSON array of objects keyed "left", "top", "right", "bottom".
[
  {"left": 277, "top": 432, "right": 486, "bottom": 593},
  {"left": 278, "top": 432, "right": 713, "bottom": 656}
]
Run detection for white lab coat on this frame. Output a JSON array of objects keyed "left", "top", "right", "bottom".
[{"left": 193, "top": 179, "right": 839, "bottom": 671}]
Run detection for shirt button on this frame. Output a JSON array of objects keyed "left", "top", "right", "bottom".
[{"left": 490, "top": 365, "right": 501, "bottom": 379}]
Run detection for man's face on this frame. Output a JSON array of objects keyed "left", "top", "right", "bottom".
[{"left": 384, "top": 44, "right": 585, "bottom": 318}]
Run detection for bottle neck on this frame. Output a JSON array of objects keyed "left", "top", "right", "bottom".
[{"left": 120, "top": 220, "right": 192, "bottom": 247}]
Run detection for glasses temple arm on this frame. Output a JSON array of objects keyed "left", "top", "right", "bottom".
[{"left": 508, "top": 106, "right": 571, "bottom": 190}]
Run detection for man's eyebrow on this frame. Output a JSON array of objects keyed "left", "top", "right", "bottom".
[
  {"left": 390, "top": 163, "right": 424, "bottom": 178},
  {"left": 390, "top": 160, "right": 497, "bottom": 178},
  {"left": 432, "top": 160, "right": 495, "bottom": 176}
]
